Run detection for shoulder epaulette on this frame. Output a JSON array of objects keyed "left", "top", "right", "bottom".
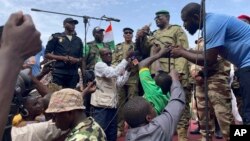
[
  {"left": 170, "top": 24, "right": 181, "bottom": 27},
  {"left": 87, "top": 41, "right": 95, "bottom": 45},
  {"left": 52, "top": 33, "right": 62, "bottom": 38},
  {"left": 116, "top": 43, "right": 122, "bottom": 46}
]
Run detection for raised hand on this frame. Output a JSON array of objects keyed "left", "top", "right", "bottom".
[
  {"left": 170, "top": 45, "right": 185, "bottom": 58},
  {"left": 1, "top": 11, "right": 41, "bottom": 62}
]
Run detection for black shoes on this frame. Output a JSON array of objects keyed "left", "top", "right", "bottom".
[{"left": 215, "top": 129, "right": 223, "bottom": 139}]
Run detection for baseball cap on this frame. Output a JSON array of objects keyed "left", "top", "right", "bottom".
[
  {"left": 92, "top": 26, "right": 105, "bottom": 34},
  {"left": 63, "top": 18, "right": 78, "bottom": 25},
  {"left": 123, "top": 27, "right": 134, "bottom": 33},
  {"left": 238, "top": 14, "right": 250, "bottom": 22},
  {"left": 45, "top": 88, "right": 85, "bottom": 113}
]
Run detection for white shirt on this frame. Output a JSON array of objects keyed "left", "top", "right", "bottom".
[
  {"left": 94, "top": 59, "right": 130, "bottom": 87},
  {"left": 11, "top": 120, "right": 63, "bottom": 141}
]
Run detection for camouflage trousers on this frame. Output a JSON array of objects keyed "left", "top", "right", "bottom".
[
  {"left": 177, "top": 87, "right": 192, "bottom": 141},
  {"left": 117, "top": 83, "right": 139, "bottom": 133},
  {"left": 195, "top": 75, "right": 234, "bottom": 141}
]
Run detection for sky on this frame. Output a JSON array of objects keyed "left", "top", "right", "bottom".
[{"left": 0, "top": 0, "right": 249, "bottom": 48}]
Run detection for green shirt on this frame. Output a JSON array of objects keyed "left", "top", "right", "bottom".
[
  {"left": 83, "top": 43, "right": 105, "bottom": 57},
  {"left": 139, "top": 68, "right": 170, "bottom": 115},
  {"left": 66, "top": 117, "right": 107, "bottom": 141}
]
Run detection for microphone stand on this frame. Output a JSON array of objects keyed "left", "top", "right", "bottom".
[
  {"left": 31, "top": 8, "right": 119, "bottom": 56},
  {"left": 200, "top": 0, "right": 209, "bottom": 141}
]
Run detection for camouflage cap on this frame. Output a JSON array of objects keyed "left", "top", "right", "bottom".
[
  {"left": 155, "top": 10, "right": 169, "bottom": 16},
  {"left": 123, "top": 27, "right": 134, "bottom": 33},
  {"left": 45, "top": 88, "right": 85, "bottom": 113}
]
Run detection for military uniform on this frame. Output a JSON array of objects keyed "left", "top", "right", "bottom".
[
  {"left": 191, "top": 39, "right": 234, "bottom": 141},
  {"left": 112, "top": 41, "right": 139, "bottom": 135},
  {"left": 45, "top": 89, "right": 107, "bottom": 141},
  {"left": 84, "top": 41, "right": 111, "bottom": 70},
  {"left": 66, "top": 117, "right": 107, "bottom": 141},
  {"left": 140, "top": 10, "right": 191, "bottom": 141}
]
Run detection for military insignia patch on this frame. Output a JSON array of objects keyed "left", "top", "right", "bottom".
[{"left": 59, "top": 37, "right": 64, "bottom": 43}]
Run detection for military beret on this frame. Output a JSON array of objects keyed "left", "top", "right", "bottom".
[
  {"left": 155, "top": 10, "right": 169, "bottom": 16},
  {"left": 123, "top": 27, "right": 134, "bottom": 33},
  {"left": 238, "top": 15, "right": 250, "bottom": 22},
  {"left": 63, "top": 17, "right": 78, "bottom": 25}
]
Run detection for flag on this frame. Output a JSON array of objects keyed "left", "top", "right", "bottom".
[{"left": 103, "top": 22, "right": 115, "bottom": 51}]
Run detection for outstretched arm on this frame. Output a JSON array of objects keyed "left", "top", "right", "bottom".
[
  {"left": 171, "top": 46, "right": 219, "bottom": 67},
  {"left": 0, "top": 12, "right": 41, "bottom": 138},
  {"left": 139, "top": 46, "right": 170, "bottom": 69}
]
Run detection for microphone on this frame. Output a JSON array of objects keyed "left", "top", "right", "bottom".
[{"left": 103, "top": 15, "right": 120, "bottom": 22}]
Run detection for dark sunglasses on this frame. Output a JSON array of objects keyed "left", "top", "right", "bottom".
[
  {"left": 154, "top": 15, "right": 164, "bottom": 20},
  {"left": 124, "top": 31, "right": 132, "bottom": 34}
]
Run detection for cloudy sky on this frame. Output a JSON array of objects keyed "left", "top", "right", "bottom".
[{"left": 0, "top": 0, "right": 249, "bottom": 48}]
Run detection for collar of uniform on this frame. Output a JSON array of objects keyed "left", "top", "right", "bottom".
[
  {"left": 67, "top": 117, "right": 94, "bottom": 137},
  {"left": 61, "top": 32, "right": 76, "bottom": 37}
]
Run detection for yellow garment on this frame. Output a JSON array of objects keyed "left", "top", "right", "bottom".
[
  {"left": 12, "top": 114, "right": 45, "bottom": 127},
  {"left": 12, "top": 114, "right": 23, "bottom": 126}
]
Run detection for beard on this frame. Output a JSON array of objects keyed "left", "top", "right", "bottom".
[{"left": 187, "top": 25, "right": 198, "bottom": 35}]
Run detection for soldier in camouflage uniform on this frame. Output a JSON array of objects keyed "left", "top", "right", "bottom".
[
  {"left": 45, "top": 88, "right": 107, "bottom": 141},
  {"left": 190, "top": 39, "right": 234, "bottom": 141},
  {"left": 112, "top": 27, "right": 139, "bottom": 137},
  {"left": 82, "top": 26, "right": 111, "bottom": 116},
  {"left": 136, "top": 10, "right": 191, "bottom": 141},
  {"left": 83, "top": 26, "right": 111, "bottom": 71}
]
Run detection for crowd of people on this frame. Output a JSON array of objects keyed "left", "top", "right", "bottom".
[{"left": 0, "top": 2, "right": 250, "bottom": 141}]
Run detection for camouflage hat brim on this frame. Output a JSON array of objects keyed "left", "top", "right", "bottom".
[
  {"left": 45, "top": 88, "right": 86, "bottom": 114},
  {"left": 45, "top": 106, "right": 85, "bottom": 113}
]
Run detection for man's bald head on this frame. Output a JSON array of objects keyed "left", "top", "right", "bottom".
[
  {"left": 181, "top": 2, "right": 201, "bottom": 16},
  {"left": 181, "top": 3, "right": 202, "bottom": 35},
  {"left": 99, "top": 48, "right": 112, "bottom": 65},
  {"left": 99, "top": 48, "right": 110, "bottom": 56}
]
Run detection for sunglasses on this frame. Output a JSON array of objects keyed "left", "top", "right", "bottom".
[
  {"left": 154, "top": 15, "right": 165, "bottom": 20},
  {"left": 124, "top": 31, "right": 132, "bottom": 35}
]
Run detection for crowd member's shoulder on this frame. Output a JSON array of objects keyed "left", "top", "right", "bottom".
[
  {"left": 74, "top": 34, "right": 83, "bottom": 41},
  {"left": 151, "top": 30, "right": 157, "bottom": 36},
  {"left": 48, "top": 33, "right": 63, "bottom": 41},
  {"left": 87, "top": 41, "right": 96, "bottom": 45},
  {"left": 115, "top": 42, "right": 124, "bottom": 50},
  {"left": 169, "top": 24, "right": 186, "bottom": 34},
  {"left": 168, "top": 24, "right": 182, "bottom": 29}
]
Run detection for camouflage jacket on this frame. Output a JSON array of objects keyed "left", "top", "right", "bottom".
[
  {"left": 66, "top": 117, "right": 107, "bottom": 141},
  {"left": 112, "top": 42, "right": 139, "bottom": 84},
  {"left": 142, "top": 25, "right": 190, "bottom": 87},
  {"left": 84, "top": 41, "right": 110, "bottom": 70},
  {"left": 190, "top": 39, "right": 231, "bottom": 85}
]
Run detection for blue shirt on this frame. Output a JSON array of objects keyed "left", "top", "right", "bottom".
[
  {"left": 204, "top": 13, "right": 250, "bottom": 68},
  {"left": 32, "top": 47, "right": 45, "bottom": 76}
]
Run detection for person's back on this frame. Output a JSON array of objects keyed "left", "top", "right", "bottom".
[
  {"left": 124, "top": 70, "right": 185, "bottom": 141},
  {"left": 205, "top": 13, "right": 250, "bottom": 68}
]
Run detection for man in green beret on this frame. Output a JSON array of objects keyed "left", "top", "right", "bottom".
[{"left": 136, "top": 10, "right": 191, "bottom": 141}]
